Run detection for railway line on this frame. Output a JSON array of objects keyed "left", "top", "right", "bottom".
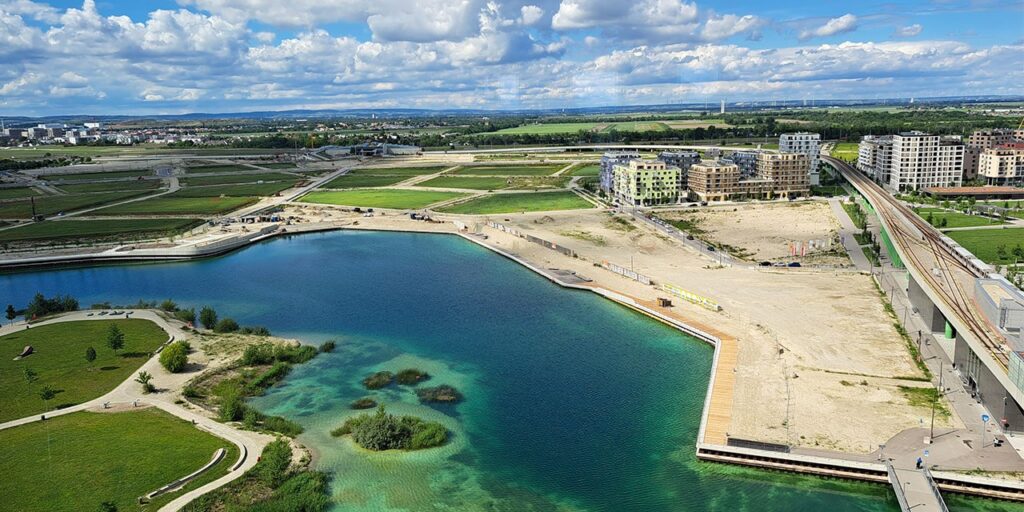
[{"left": 823, "top": 156, "right": 1009, "bottom": 369}]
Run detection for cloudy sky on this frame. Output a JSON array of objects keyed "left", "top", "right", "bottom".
[{"left": 1, "top": 0, "right": 1022, "bottom": 115}]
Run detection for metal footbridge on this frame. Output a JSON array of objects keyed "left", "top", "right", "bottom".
[{"left": 886, "top": 460, "right": 949, "bottom": 512}]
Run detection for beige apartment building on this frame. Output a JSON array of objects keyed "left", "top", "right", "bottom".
[
  {"left": 688, "top": 157, "right": 805, "bottom": 202},
  {"left": 688, "top": 160, "right": 740, "bottom": 202},
  {"left": 756, "top": 152, "right": 811, "bottom": 198},
  {"left": 611, "top": 159, "right": 681, "bottom": 206},
  {"left": 965, "top": 128, "right": 1024, "bottom": 181},
  {"left": 979, "top": 143, "right": 1024, "bottom": 186}
]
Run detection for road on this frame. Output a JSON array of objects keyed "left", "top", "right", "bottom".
[
  {"left": 0, "top": 310, "right": 273, "bottom": 511},
  {"left": 428, "top": 143, "right": 779, "bottom": 155}
]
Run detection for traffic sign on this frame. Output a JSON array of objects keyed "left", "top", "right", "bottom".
[
  {"left": 982, "top": 414, "right": 991, "bottom": 423},
  {"left": 924, "top": 450, "right": 930, "bottom": 457}
]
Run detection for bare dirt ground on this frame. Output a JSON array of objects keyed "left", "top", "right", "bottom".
[
  {"left": 281, "top": 205, "right": 963, "bottom": 454},
  {"left": 659, "top": 202, "right": 849, "bottom": 266}
]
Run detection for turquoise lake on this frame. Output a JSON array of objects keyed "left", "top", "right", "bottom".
[{"left": 1, "top": 230, "right": 1015, "bottom": 511}]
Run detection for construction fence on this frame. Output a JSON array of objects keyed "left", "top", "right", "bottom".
[
  {"left": 488, "top": 222, "right": 577, "bottom": 258},
  {"left": 601, "top": 260, "right": 652, "bottom": 285},
  {"left": 661, "top": 283, "right": 722, "bottom": 312}
]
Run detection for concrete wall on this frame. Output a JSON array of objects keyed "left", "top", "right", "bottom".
[
  {"left": 909, "top": 275, "right": 946, "bottom": 333},
  {"left": 954, "top": 335, "right": 1024, "bottom": 431}
]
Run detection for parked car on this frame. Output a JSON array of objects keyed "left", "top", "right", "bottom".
[
  {"left": 759, "top": 261, "right": 772, "bottom": 267},
  {"left": 686, "top": 234, "right": 695, "bottom": 240},
  {"left": 707, "top": 245, "right": 715, "bottom": 252},
  {"left": 788, "top": 262, "right": 802, "bottom": 268}
]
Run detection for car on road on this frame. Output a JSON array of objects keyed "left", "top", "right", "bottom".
[
  {"left": 707, "top": 245, "right": 715, "bottom": 251},
  {"left": 686, "top": 234, "right": 695, "bottom": 240},
  {"left": 759, "top": 261, "right": 772, "bottom": 267},
  {"left": 788, "top": 262, "right": 802, "bottom": 268}
]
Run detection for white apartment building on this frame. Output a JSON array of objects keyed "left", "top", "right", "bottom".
[
  {"left": 779, "top": 132, "right": 820, "bottom": 186},
  {"left": 857, "top": 135, "right": 894, "bottom": 183},
  {"left": 979, "top": 143, "right": 1024, "bottom": 186},
  {"left": 888, "top": 131, "right": 965, "bottom": 191}
]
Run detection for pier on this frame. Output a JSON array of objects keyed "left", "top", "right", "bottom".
[{"left": 886, "top": 461, "right": 948, "bottom": 512}]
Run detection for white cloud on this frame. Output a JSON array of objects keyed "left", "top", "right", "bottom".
[
  {"left": 2, "top": 0, "right": 60, "bottom": 23},
  {"left": 799, "top": 14, "right": 858, "bottom": 41},
  {"left": 551, "top": 0, "right": 761, "bottom": 44},
  {"left": 519, "top": 5, "right": 544, "bottom": 26},
  {"left": 894, "top": 24, "right": 922, "bottom": 38}
]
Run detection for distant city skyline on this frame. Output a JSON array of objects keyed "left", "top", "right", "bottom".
[{"left": 1, "top": 0, "right": 1022, "bottom": 116}]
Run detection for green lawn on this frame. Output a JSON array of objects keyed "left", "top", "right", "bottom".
[
  {"left": 439, "top": 191, "right": 594, "bottom": 214},
  {"left": 57, "top": 180, "right": 163, "bottom": 194},
  {"left": 49, "top": 170, "right": 155, "bottom": 181},
  {"left": 185, "top": 164, "right": 254, "bottom": 174},
  {"left": 95, "top": 195, "right": 256, "bottom": 215},
  {"left": 915, "top": 209, "right": 1005, "bottom": 229},
  {"left": 0, "top": 218, "right": 201, "bottom": 242},
  {"left": 257, "top": 162, "right": 297, "bottom": 169},
  {"left": 300, "top": 188, "right": 466, "bottom": 209},
  {"left": 0, "top": 187, "right": 44, "bottom": 200},
  {"left": 416, "top": 176, "right": 512, "bottom": 190},
  {"left": 946, "top": 228, "right": 1024, "bottom": 264},
  {"left": 174, "top": 182, "right": 298, "bottom": 197},
  {"left": 451, "top": 165, "right": 561, "bottom": 176},
  {"left": 0, "top": 191, "right": 156, "bottom": 219},
  {"left": 492, "top": 122, "right": 599, "bottom": 134},
  {"left": 181, "top": 173, "right": 296, "bottom": 186},
  {"left": 322, "top": 174, "right": 411, "bottom": 188},
  {"left": 832, "top": 142, "right": 859, "bottom": 160},
  {"left": 347, "top": 165, "right": 450, "bottom": 176},
  {"left": 0, "top": 409, "right": 236, "bottom": 512},
  {"left": 567, "top": 164, "right": 600, "bottom": 176},
  {"left": 0, "top": 319, "right": 167, "bottom": 422}
]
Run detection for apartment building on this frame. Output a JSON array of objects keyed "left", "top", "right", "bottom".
[
  {"left": 599, "top": 150, "right": 640, "bottom": 195},
  {"left": 779, "top": 132, "right": 820, "bottom": 185},
  {"left": 888, "top": 131, "right": 965, "bottom": 191},
  {"left": 688, "top": 160, "right": 740, "bottom": 202},
  {"left": 725, "top": 150, "right": 761, "bottom": 178},
  {"left": 857, "top": 135, "right": 894, "bottom": 183},
  {"left": 611, "top": 159, "right": 681, "bottom": 206},
  {"left": 657, "top": 150, "right": 700, "bottom": 191},
  {"left": 756, "top": 152, "right": 811, "bottom": 199},
  {"left": 965, "top": 128, "right": 1024, "bottom": 181},
  {"left": 978, "top": 143, "right": 1024, "bottom": 186}
]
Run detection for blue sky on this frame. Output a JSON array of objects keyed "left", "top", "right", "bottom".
[{"left": 0, "top": 0, "right": 1021, "bottom": 115}]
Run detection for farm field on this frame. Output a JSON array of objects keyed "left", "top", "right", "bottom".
[
  {"left": 347, "top": 165, "right": 450, "bottom": 176},
  {"left": 181, "top": 173, "right": 296, "bottom": 186},
  {"left": 451, "top": 165, "right": 561, "bottom": 176},
  {"left": 0, "top": 319, "right": 167, "bottom": 421},
  {"left": 439, "top": 190, "right": 593, "bottom": 214},
  {"left": 95, "top": 195, "right": 256, "bottom": 215},
  {"left": 0, "top": 409, "right": 237, "bottom": 512},
  {"left": 0, "top": 218, "right": 201, "bottom": 242},
  {"left": 946, "top": 228, "right": 1024, "bottom": 263},
  {"left": 0, "top": 191, "right": 156, "bottom": 219},
  {"left": 56, "top": 180, "right": 162, "bottom": 194},
  {"left": 47, "top": 170, "right": 154, "bottom": 181},
  {"left": 184, "top": 164, "right": 253, "bottom": 174},
  {"left": 915, "top": 208, "right": 1005, "bottom": 229},
  {"left": 0, "top": 187, "right": 43, "bottom": 200},
  {"left": 322, "top": 174, "right": 410, "bottom": 188},
  {"left": 174, "top": 182, "right": 297, "bottom": 197},
  {"left": 415, "top": 176, "right": 511, "bottom": 190},
  {"left": 300, "top": 188, "right": 466, "bottom": 209}
]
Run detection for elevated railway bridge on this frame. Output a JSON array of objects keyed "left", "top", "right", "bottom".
[{"left": 823, "top": 155, "right": 1024, "bottom": 431}]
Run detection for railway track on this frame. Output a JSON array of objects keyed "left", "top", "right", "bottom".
[{"left": 823, "top": 156, "right": 1009, "bottom": 369}]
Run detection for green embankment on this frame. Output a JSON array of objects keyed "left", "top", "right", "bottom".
[
  {"left": 0, "top": 191, "right": 157, "bottom": 219},
  {"left": 300, "top": 189, "right": 466, "bottom": 209},
  {"left": 0, "top": 218, "right": 201, "bottom": 242},
  {"left": 439, "top": 191, "right": 593, "bottom": 214}
]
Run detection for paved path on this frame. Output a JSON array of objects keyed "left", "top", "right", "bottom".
[
  {"left": 889, "top": 463, "right": 948, "bottom": 512},
  {"left": 0, "top": 310, "right": 272, "bottom": 511},
  {"left": 829, "top": 197, "right": 872, "bottom": 271}
]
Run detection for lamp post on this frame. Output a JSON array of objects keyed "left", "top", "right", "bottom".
[{"left": 930, "top": 361, "right": 943, "bottom": 443}]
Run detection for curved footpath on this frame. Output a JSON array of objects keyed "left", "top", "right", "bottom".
[{"left": 0, "top": 310, "right": 274, "bottom": 512}]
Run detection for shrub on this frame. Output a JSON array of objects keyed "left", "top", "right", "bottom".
[
  {"left": 159, "top": 299, "right": 178, "bottom": 312},
  {"left": 174, "top": 308, "right": 196, "bottom": 324},
  {"left": 242, "top": 343, "right": 276, "bottom": 366},
  {"left": 409, "top": 421, "right": 447, "bottom": 450},
  {"left": 319, "top": 340, "right": 336, "bottom": 353},
  {"left": 263, "top": 415, "right": 304, "bottom": 436},
  {"left": 217, "top": 382, "right": 246, "bottom": 422},
  {"left": 274, "top": 344, "right": 317, "bottom": 364},
  {"left": 362, "top": 371, "right": 393, "bottom": 390},
  {"left": 182, "top": 384, "right": 203, "bottom": 399},
  {"left": 25, "top": 293, "right": 78, "bottom": 319},
  {"left": 415, "top": 385, "right": 462, "bottom": 403},
  {"left": 215, "top": 318, "right": 240, "bottom": 333},
  {"left": 239, "top": 325, "right": 272, "bottom": 336},
  {"left": 199, "top": 306, "right": 218, "bottom": 330},
  {"left": 334, "top": 405, "right": 447, "bottom": 451},
  {"left": 160, "top": 341, "right": 189, "bottom": 373},
  {"left": 395, "top": 368, "right": 430, "bottom": 386},
  {"left": 254, "top": 439, "right": 293, "bottom": 487},
  {"left": 247, "top": 362, "right": 291, "bottom": 392},
  {"left": 350, "top": 397, "right": 377, "bottom": 409}
]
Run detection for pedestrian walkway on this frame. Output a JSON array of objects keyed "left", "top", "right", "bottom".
[
  {"left": 887, "top": 461, "right": 949, "bottom": 512},
  {"left": 829, "top": 197, "right": 872, "bottom": 271}
]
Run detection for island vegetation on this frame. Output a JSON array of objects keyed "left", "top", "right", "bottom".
[
  {"left": 331, "top": 404, "right": 447, "bottom": 451},
  {"left": 350, "top": 397, "right": 378, "bottom": 410},
  {"left": 416, "top": 384, "right": 463, "bottom": 404},
  {"left": 362, "top": 371, "right": 394, "bottom": 389},
  {"left": 395, "top": 368, "right": 430, "bottom": 385}
]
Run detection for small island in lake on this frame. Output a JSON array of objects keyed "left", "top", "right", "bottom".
[
  {"left": 362, "top": 371, "right": 394, "bottom": 390},
  {"left": 396, "top": 368, "right": 430, "bottom": 385},
  {"left": 415, "top": 384, "right": 463, "bottom": 404},
  {"left": 331, "top": 404, "right": 447, "bottom": 451},
  {"left": 350, "top": 397, "right": 378, "bottom": 409}
]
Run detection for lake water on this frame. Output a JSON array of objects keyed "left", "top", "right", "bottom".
[{"left": 1, "top": 230, "right": 1014, "bottom": 511}]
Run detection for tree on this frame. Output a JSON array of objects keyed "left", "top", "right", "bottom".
[
  {"left": 85, "top": 347, "right": 97, "bottom": 367},
  {"left": 106, "top": 325, "right": 125, "bottom": 353},
  {"left": 159, "top": 299, "right": 178, "bottom": 312},
  {"left": 135, "top": 371, "right": 155, "bottom": 394},
  {"left": 199, "top": 306, "right": 217, "bottom": 330},
  {"left": 39, "top": 384, "right": 57, "bottom": 403},
  {"left": 24, "top": 367, "right": 38, "bottom": 384},
  {"left": 939, "top": 217, "right": 948, "bottom": 228},
  {"left": 214, "top": 318, "right": 239, "bottom": 333},
  {"left": 159, "top": 341, "right": 189, "bottom": 373},
  {"left": 5, "top": 304, "right": 15, "bottom": 325},
  {"left": 98, "top": 502, "right": 117, "bottom": 512},
  {"left": 997, "top": 244, "right": 1008, "bottom": 262},
  {"left": 174, "top": 308, "right": 196, "bottom": 325}
]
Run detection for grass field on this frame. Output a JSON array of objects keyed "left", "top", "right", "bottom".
[
  {"left": 48, "top": 170, "right": 154, "bottom": 181},
  {"left": 832, "top": 142, "right": 859, "bottom": 160},
  {"left": 492, "top": 122, "right": 599, "bottom": 134},
  {"left": 567, "top": 164, "right": 600, "bottom": 176},
  {"left": 451, "top": 165, "right": 561, "bottom": 176},
  {"left": 0, "top": 409, "right": 236, "bottom": 512},
  {"left": 489, "top": 119, "right": 731, "bottom": 135},
  {"left": 95, "top": 195, "right": 256, "bottom": 215},
  {"left": 915, "top": 209, "right": 1005, "bottom": 229},
  {"left": 415, "top": 176, "right": 511, "bottom": 190},
  {"left": 257, "top": 162, "right": 297, "bottom": 169},
  {"left": 946, "top": 228, "right": 1024, "bottom": 264},
  {"left": 57, "top": 180, "right": 163, "bottom": 194},
  {"left": 300, "top": 188, "right": 466, "bottom": 209},
  {"left": 0, "top": 191, "right": 156, "bottom": 219},
  {"left": 0, "top": 187, "right": 43, "bottom": 200},
  {"left": 0, "top": 218, "right": 201, "bottom": 242},
  {"left": 439, "top": 190, "right": 593, "bottom": 214},
  {"left": 185, "top": 164, "right": 253, "bottom": 174},
  {"left": 174, "top": 182, "right": 297, "bottom": 197},
  {"left": 348, "top": 165, "right": 450, "bottom": 176},
  {"left": 0, "top": 319, "right": 167, "bottom": 421},
  {"left": 322, "top": 174, "right": 411, "bottom": 188},
  {"left": 181, "top": 173, "right": 296, "bottom": 186}
]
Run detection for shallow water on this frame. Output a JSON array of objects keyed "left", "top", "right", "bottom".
[{"left": 2, "top": 230, "right": 1019, "bottom": 511}]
